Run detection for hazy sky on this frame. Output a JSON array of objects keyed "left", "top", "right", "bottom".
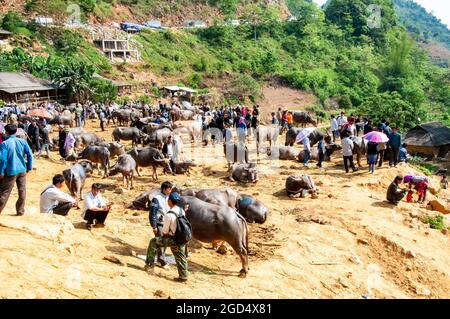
[{"left": 312, "top": 0, "right": 450, "bottom": 28}]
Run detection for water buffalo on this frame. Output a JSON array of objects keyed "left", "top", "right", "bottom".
[
  {"left": 351, "top": 136, "right": 366, "bottom": 167},
  {"left": 94, "top": 141, "right": 125, "bottom": 158},
  {"left": 109, "top": 154, "right": 137, "bottom": 189},
  {"left": 181, "top": 188, "right": 239, "bottom": 208},
  {"left": 62, "top": 160, "right": 93, "bottom": 201},
  {"left": 143, "top": 127, "right": 172, "bottom": 149},
  {"left": 171, "top": 160, "right": 197, "bottom": 175},
  {"left": 229, "top": 162, "right": 258, "bottom": 183},
  {"left": 130, "top": 188, "right": 160, "bottom": 210},
  {"left": 296, "top": 143, "right": 342, "bottom": 162},
  {"left": 127, "top": 147, "right": 173, "bottom": 181},
  {"left": 112, "top": 127, "right": 147, "bottom": 146},
  {"left": 285, "top": 174, "right": 317, "bottom": 198},
  {"left": 285, "top": 128, "right": 331, "bottom": 147},
  {"left": 49, "top": 115, "right": 74, "bottom": 127},
  {"left": 78, "top": 145, "right": 110, "bottom": 178},
  {"left": 237, "top": 194, "right": 268, "bottom": 224},
  {"left": 255, "top": 126, "right": 280, "bottom": 155},
  {"left": 266, "top": 145, "right": 300, "bottom": 160},
  {"left": 173, "top": 121, "right": 202, "bottom": 142},
  {"left": 224, "top": 142, "right": 249, "bottom": 168},
  {"left": 179, "top": 196, "right": 249, "bottom": 277},
  {"left": 292, "top": 111, "right": 317, "bottom": 127},
  {"left": 76, "top": 133, "right": 104, "bottom": 147},
  {"left": 111, "top": 109, "right": 132, "bottom": 126}
]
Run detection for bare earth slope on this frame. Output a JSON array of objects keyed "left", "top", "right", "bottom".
[{"left": 0, "top": 120, "right": 449, "bottom": 299}]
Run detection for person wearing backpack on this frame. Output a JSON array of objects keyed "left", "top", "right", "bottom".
[{"left": 145, "top": 192, "right": 189, "bottom": 282}]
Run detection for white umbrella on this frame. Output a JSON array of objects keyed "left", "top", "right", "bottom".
[{"left": 295, "top": 127, "right": 316, "bottom": 144}]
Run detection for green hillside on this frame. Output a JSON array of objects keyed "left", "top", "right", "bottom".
[
  {"left": 393, "top": 0, "right": 450, "bottom": 49},
  {"left": 0, "top": 0, "right": 449, "bottom": 128}
]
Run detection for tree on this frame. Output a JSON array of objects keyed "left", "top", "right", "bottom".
[
  {"left": 1, "top": 11, "right": 26, "bottom": 33},
  {"left": 48, "top": 61, "right": 95, "bottom": 103},
  {"left": 90, "top": 78, "right": 117, "bottom": 104},
  {"left": 359, "top": 91, "right": 427, "bottom": 130}
]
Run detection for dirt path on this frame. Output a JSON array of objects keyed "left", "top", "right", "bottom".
[{"left": 0, "top": 120, "right": 448, "bottom": 298}]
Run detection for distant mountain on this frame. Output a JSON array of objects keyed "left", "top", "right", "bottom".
[{"left": 393, "top": 0, "right": 450, "bottom": 49}]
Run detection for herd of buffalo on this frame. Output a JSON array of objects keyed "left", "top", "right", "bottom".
[{"left": 14, "top": 103, "right": 346, "bottom": 276}]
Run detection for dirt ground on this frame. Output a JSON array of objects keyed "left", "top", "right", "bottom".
[{"left": 0, "top": 119, "right": 449, "bottom": 299}]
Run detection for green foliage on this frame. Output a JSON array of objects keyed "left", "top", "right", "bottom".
[
  {"left": 339, "top": 95, "right": 352, "bottom": 109},
  {"left": 137, "top": 94, "right": 152, "bottom": 105},
  {"left": 422, "top": 215, "right": 445, "bottom": 230},
  {"left": 150, "top": 86, "right": 162, "bottom": 98},
  {"left": 325, "top": 0, "right": 397, "bottom": 47},
  {"left": 187, "top": 73, "right": 203, "bottom": 89},
  {"left": 54, "top": 30, "right": 84, "bottom": 55},
  {"left": 0, "top": 100, "right": 5, "bottom": 108},
  {"left": 229, "top": 74, "right": 261, "bottom": 102},
  {"left": 90, "top": 78, "right": 117, "bottom": 104},
  {"left": 1, "top": 12, "right": 26, "bottom": 33},
  {"left": 409, "top": 157, "right": 439, "bottom": 176},
  {"left": 393, "top": 0, "right": 450, "bottom": 49},
  {"left": 359, "top": 91, "right": 427, "bottom": 130}
]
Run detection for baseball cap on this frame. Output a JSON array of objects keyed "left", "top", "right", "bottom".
[{"left": 169, "top": 192, "right": 181, "bottom": 203}]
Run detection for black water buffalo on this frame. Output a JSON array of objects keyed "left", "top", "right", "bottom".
[
  {"left": 112, "top": 127, "right": 147, "bottom": 146},
  {"left": 171, "top": 160, "right": 197, "bottom": 175},
  {"left": 127, "top": 147, "right": 173, "bottom": 181},
  {"left": 237, "top": 194, "right": 268, "bottom": 224},
  {"left": 109, "top": 154, "right": 137, "bottom": 189},
  {"left": 350, "top": 136, "right": 367, "bottom": 167},
  {"left": 49, "top": 115, "right": 73, "bottom": 127},
  {"left": 296, "top": 143, "right": 342, "bottom": 162},
  {"left": 285, "top": 128, "right": 332, "bottom": 147},
  {"left": 285, "top": 174, "right": 317, "bottom": 198},
  {"left": 62, "top": 160, "right": 93, "bottom": 201},
  {"left": 182, "top": 188, "right": 239, "bottom": 208},
  {"left": 94, "top": 141, "right": 125, "bottom": 158},
  {"left": 255, "top": 126, "right": 279, "bottom": 155},
  {"left": 76, "top": 132, "right": 104, "bottom": 147},
  {"left": 229, "top": 162, "right": 258, "bottom": 183},
  {"left": 292, "top": 111, "right": 317, "bottom": 127},
  {"left": 224, "top": 142, "right": 249, "bottom": 168},
  {"left": 78, "top": 145, "right": 110, "bottom": 178},
  {"left": 179, "top": 196, "right": 249, "bottom": 277},
  {"left": 130, "top": 188, "right": 160, "bottom": 210},
  {"left": 267, "top": 145, "right": 300, "bottom": 160},
  {"left": 143, "top": 127, "right": 172, "bottom": 148},
  {"left": 111, "top": 109, "right": 132, "bottom": 126}
]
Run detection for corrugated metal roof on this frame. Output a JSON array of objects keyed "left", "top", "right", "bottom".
[
  {"left": 0, "top": 28, "right": 12, "bottom": 35},
  {"left": 404, "top": 122, "right": 450, "bottom": 147},
  {"left": 0, "top": 72, "right": 55, "bottom": 94}
]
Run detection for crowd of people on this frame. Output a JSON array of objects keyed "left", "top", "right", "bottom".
[{"left": 0, "top": 99, "right": 447, "bottom": 285}]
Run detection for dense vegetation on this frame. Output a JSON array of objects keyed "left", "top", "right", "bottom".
[
  {"left": 393, "top": 0, "right": 450, "bottom": 49},
  {"left": 0, "top": 0, "right": 449, "bottom": 130}
]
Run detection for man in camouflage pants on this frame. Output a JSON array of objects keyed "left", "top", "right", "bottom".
[{"left": 145, "top": 192, "right": 188, "bottom": 282}]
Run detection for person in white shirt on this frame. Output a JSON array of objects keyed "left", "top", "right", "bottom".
[
  {"left": 330, "top": 115, "right": 339, "bottom": 142},
  {"left": 302, "top": 136, "right": 311, "bottom": 167},
  {"left": 337, "top": 112, "right": 347, "bottom": 130},
  {"left": 341, "top": 132, "right": 358, "bottom": 173},
  {"left": 82, "top": 183, "right": 111, "bottom": 229},
  {"left": 40, "top": 174, "right": 77, "bottom": 215},
  {"left": 145, "top": 192, "right": 188, "bottom": 282}
]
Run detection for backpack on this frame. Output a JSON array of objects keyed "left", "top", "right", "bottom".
[{"left": 167, "top": 208, "right": 193, "bottom": 246}]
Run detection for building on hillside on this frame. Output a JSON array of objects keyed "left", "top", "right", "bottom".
[
  {"left": 163, "top": 86, "right": 197, "bottom": 102},
  {"left": 33, "top": 17, "right": 54, "bottom": 26},
  {"left": 403, "top": 122, "right": 450, "bottom": 158},
  {"left": 184, "top": 20, "right": 207, "bottom": 28},
  {"left": 145, "top": 20, "right": 164, "bottom": 30},
  {"left": 92, "top": 73, "right": 133, "bottom": 95},
  {"left": 93, "top": 38, "right": 140, "bottom": 63},
  {"left": 0, "top": 29, "right": 12, "bottom": 41},
  {"left": 0, "top": 72, "right": 63, "bottom": 104}
]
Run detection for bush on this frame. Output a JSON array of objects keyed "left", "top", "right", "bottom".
[
  {"left": 90, "top": 78, "right": 117, "bottom": 104},
  {"left": 422, "top": 215, "right": 445, "bottom": 230},
  {"left": 339, "top": 95, "right": 352, "bottom": 109},
  {"left": 1, "top": 11, "right": 26, "bottom": 33},
  {"left": 137, "top": 94, "right": 152, "bottom": 105}
]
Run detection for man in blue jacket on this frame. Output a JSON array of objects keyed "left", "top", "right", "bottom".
[
  {"left": 0, "top": 124, "right": 33, "bottom": 215},
  {"left": 388, "top": 127, "right": 402, "bottom": 167}
]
